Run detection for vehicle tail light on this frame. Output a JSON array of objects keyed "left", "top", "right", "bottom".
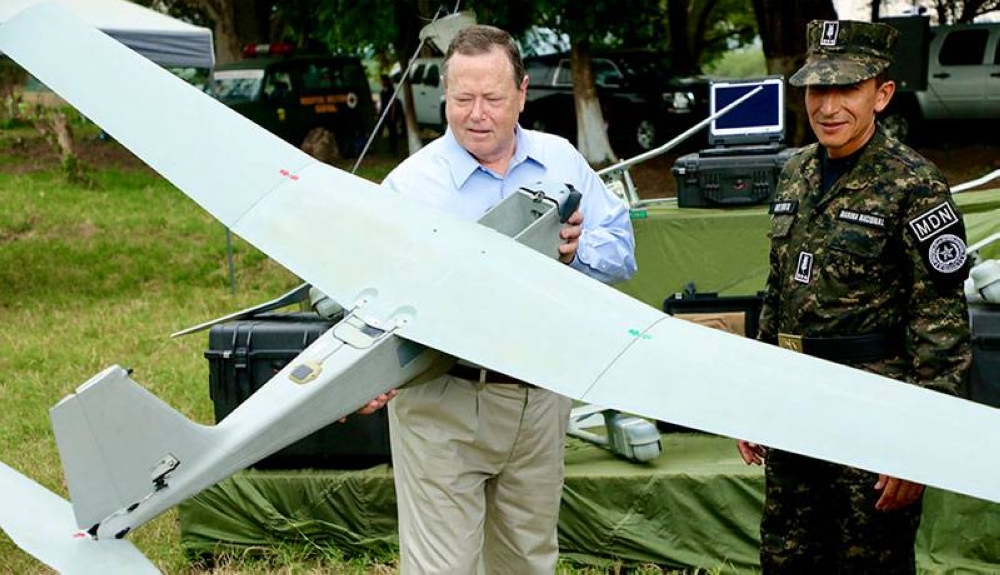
[{"left": 242, "top": 43, "right": 295, "bottom": 57}]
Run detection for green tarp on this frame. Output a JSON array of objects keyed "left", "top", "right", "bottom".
[
  {"left": 179, "top": 435, "right": 1000, "bottom": 573},
  {"left": 617, "top": 187, "right": 1000, "bottom": 306}
]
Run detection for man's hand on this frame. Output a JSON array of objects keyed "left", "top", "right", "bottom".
[
  {"left": 341, "top": 389, "right": 398, "bottom": 423},
  {"left": 875, "top": 474, "right": 924, "bottom": 510},
  {"left": 737, "top": 440, "right": 766, "bottom": 465},
  {"left": 558, "top": 210, "right": 583, "bottom": 264}
]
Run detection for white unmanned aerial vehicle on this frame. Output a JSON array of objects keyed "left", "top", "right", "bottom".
[{"left": 2, "top": 5, "right": 1000, "bottom": 573}]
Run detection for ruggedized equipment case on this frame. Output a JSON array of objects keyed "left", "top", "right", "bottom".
[
  {"left": 968, "top": 302, "right": 1000, "bottom": 408},
  {"left": 672, "top": 146, "right": 797, "bottom": 208},
  {"left": 205, "top": 312, "right": 391, "bottom": 469},
  {"left": 673, "top": 76, "right": 796, "bottom": 208}
]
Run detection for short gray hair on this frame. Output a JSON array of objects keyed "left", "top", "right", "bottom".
[{"left": 442, "top": 25, "right": 525, "bottom": 87}]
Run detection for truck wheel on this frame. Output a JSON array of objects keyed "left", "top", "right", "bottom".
[{"left": 633, "top": 119, "right": 657, "bottom": 152}]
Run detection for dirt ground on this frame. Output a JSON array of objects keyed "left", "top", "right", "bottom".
[{"left": 5, "top": 127, "right": 998, "bottom": 200}]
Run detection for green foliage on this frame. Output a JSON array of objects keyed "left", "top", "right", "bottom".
[
  {"left": 527, "top": 0, "right": 658, "bottom": 47},
  {"left": 473, "top": 0, "right": 759, "bottom": 72},
  {"left": 697, "top": 0, "right": 759, "bottom": 61},
  {"left": 703, "top": 43, "right": 767, "bottom": 79},
  {"left": 284, "top": 0, "right": 397, "bottom": 57},
  {"left": 140, "top": 0, "right": 215, "bottom": 29},
  {"left": 0, "top": 115, "right": 30, "bottom": 130},
  {"left": 0, "top": 58, "right": 26, "bottom": 120},
  {"left": 61, "top": 153, "right": 96, "bottom": 188}
]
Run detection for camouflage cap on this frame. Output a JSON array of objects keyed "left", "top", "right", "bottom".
[{"left": 789, "top": 20, "right": 898, "bottom": 87}]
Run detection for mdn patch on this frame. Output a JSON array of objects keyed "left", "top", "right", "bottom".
[{"left": 906, "top": 202, "right": 969, "bottom": 286}]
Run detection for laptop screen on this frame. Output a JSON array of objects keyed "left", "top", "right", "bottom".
[{"left": 709, "top": 77, "right": 784, "bottom": 146}]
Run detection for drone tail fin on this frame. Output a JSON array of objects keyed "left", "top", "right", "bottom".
[{"left": 50, "top": 366, "right": 213, "bottom": 536}]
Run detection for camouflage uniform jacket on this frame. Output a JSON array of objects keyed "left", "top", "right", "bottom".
[{"left": 760, "top": 128, "right": 971, "bottom": 395}]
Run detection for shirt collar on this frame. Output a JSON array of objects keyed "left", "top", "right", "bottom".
[{"left": 443, "top": 125, "right": 548, "bottom": 189}]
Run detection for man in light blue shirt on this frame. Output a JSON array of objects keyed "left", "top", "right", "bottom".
[{"left": 382, "top": 25, "right": 636, "bottom": 575}]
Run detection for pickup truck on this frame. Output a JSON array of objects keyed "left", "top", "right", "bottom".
[
  {"left": 880, "top": 18, "right": 1000, "bottom": 143},
  {"left": 393, "top": 57, "right": 446, "bottom": 132}
]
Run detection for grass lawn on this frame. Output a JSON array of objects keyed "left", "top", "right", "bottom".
[{"left": 0, "top": 157, "right": 299, "bottom": 573}]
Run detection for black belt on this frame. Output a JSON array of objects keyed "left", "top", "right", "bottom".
[
  {"left": 777, "top": 331, "right": 902, "bottom": 363},
  {"left": 447, "top": 364, "right": 536, "bottom": 388}
]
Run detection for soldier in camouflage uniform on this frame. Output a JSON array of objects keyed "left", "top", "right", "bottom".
[{"left": 736, "top": 20, "right": 972, "bottom": 575}]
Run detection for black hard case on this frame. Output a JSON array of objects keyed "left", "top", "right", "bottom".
[
  {"left": 205, "top": 312, "right": 391, "bottom": 469},
  {"left": 969, "top": 303, "right": 1000, "bottom": 408},
  {"left": 672, "top": 146, "right": 797, "bottom": 208},
  {"left": 663, "top": 292, "right": 764, "bottom": 339}
]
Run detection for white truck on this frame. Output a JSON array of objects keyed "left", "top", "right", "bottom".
[
  {"left": 393, "top": 57, "right": 447, "bottom": 132},
  {"left": 880, "top": 17, "right": 1000, "bottom": 142}
]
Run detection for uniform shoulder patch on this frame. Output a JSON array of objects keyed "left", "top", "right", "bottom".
[
  {"left": 907, "top": 201, "right": 969, "bottom": 286},
  {"left": 927, "top": 234, "right": 967, "bottom": 275},
  {"left": 908, "top": 202, "right": 959, "bottom": 242}
]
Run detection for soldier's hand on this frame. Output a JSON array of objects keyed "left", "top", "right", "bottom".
[
  {"left": 874, "top": 474, "right": 924, "bottom": 510},
  {"left": 737, "top": 440, "right": 766, "bottom": 465},
  {"left": 341, "top": 389, "right": 398, "bottom": 423}
]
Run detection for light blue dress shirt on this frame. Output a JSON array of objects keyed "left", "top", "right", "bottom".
[{"left": 382, "top": 126, "right": 637, "bottom": 284}]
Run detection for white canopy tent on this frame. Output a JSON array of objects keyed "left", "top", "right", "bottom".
[{"left": 0, "top": 0, "right": 214, "bottom": 68}]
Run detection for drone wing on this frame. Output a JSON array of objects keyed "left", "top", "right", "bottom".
[
  {"left": 0, "top": 462, "right": 159, "bottom": 574},
  {"left": 1, "top": 2, "right": 999, "bottom": 526}
]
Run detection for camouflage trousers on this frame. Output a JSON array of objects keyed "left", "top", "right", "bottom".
[{"left": 760, "top": 449, "right": 923, "bottom": 575}]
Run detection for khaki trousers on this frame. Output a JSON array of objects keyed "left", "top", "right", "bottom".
[{"left": 389, "top": 374, "right": 572, "bottom": 575}]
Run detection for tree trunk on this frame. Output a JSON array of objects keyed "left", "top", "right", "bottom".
[
  {"left": 401, "top": 81, "right": 424, "bottom": 154},
  {"left": 933, "top": 1, "right": 951, "bottom": 25},
  {"left": 0, "top": 58, "right": 26, "bottom": 125},
  {"left": 394, "top": 0, "right": 427, "bottom": 155},
  {"left": 571, "top": 40, "right": 617, "bottom": 165},
  {"left": 691, "top": 0, "right": 721, "bottom": 68},
  {"left": 752, "top": 0, "right": 836, "bottom": 146},
  {"left": 180, "top": 0, "right": 273, "bottom": 65},
  {"left": 665, "top": 0, "right": 723, "bottom": 75},
  {"left": 667, "top": 0, "right": 696, "bottom": 75},
  {"left": 35, "top": 111, "right": 92, "bottom": 186}
]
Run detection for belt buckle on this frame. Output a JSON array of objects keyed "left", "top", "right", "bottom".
[{"left": 778, "top": 333, "right": 804, "bottom": 353}]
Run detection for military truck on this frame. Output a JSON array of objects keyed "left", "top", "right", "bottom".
[{"left": 208, "top": 45, "right": 375, "bottom": 158}]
